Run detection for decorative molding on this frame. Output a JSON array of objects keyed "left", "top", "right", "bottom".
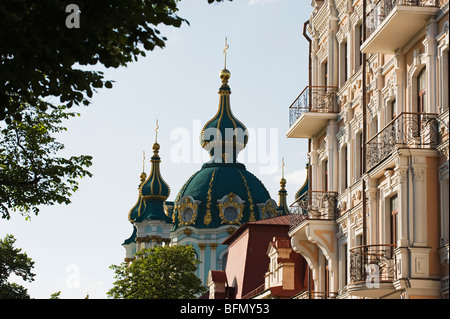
[{"left": 412, "top": 167, "right": 426, "bottom": 183}]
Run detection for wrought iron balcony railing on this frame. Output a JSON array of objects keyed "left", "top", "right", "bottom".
[
  {"left": 289, "top": 191, "right": 338, "bottom": 230},
  {"left": 294, "top": 290, "right": 338, "bottom": 299},
  {"left": 366, "top": 0, "right": 440, "bottom": 38},
  {"left": 289, "top": 86, "right": 338, "bottom": 127},
  {"left": 349, "top": 244, "right": 397, "bottom": 284},
  {"left": 366, "top": 112, "right": 438, "bottom": 170}
]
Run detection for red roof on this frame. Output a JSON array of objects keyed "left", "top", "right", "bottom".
[
  {"left": 246, "top": 215, "right": 290, "bottom": 225},
  {"left": 209, "top": 270, "right": 227, "bottom": 283},
  {"left": 223, "top": 215, "right": 290, "bottom": 245}
]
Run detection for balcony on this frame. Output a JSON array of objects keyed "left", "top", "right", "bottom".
[
  {"left": 293, "top": 290, "right": 338, "bottom": 299},
  {"left": 286, "top": 86, "right": 338, "bottom": 138},
  {"left": 362, "top": 0, "right": 440, "bottom": 54},
  {"left": 366, "top": 112, "right": 438, "bottom": 171},
  {"left": 289, "top": 191, "right": 338, "bottom": 231},
  {"left": 348, "top": 244, "right": 398, "bottom": 298}
]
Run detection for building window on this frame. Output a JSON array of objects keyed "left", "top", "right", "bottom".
[
  {"left": 340, "top": 41, "right": 348, "bottom": 85},
  {"left": 355, "top": 24, "right": 363, "bottom": 70},
  {"left": 389, "top": 99, "right": 397, "bottom": 122},
  {"left": 324, "top": 159, "right": 329, "bottom": 191},
  {"left": 322, "top": 60, "right": 328, "bottom": 88},
  {"left": 343, "top": 145, "right": 348, "bottom": 189},
  {"left": 223, "top": 206, "right": 238, "bottom": 222},
  {"left": 344, "top": 41, "right": 348, "bottom": 82},
  {"left": 181, "top": 207, "right": 194, "bottom": 223},
  {"left": 370, "top": 115, "right": 378, "bottom": 139},
  {"left": 325, "top": 258, "right": 330, "bottom": 293},
  {"left": 344, "top": 243, "right": 348, "bottom": 286},
  {"left": 355, "top": 133, "right": 363, "bottom": 179},
  {"left": 417, "top": 67, "right": 427, "bottom": 114},
  {"left": 390, "top": 195, "right": 398, "bottom": 247}
]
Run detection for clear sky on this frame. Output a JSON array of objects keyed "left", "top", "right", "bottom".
[{"left": 1, "top": 0, "right": 311, "bottom": 299}]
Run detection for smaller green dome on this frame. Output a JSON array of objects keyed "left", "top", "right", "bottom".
[
  {"left": 128, "top": 142, "right": 172, "bottom": 224},
  {"left": 140, "top": 142, "right": 170, "bottom": 201}
]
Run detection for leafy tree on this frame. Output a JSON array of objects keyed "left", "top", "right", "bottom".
[
  {"left": 0, "top": 0, "right": 186, "bottom": 219},
  {"left": 108, "top": 245, "right": 207, "bottom": 299},
  {"left": 0, "top": 234, "right": 35, "bottom": 299},
  {"left": 0, "top": 104, "right": 92, "bottom": 220},
  {"left": 0, "top": 0, "right": 188, "bottom": 122}
]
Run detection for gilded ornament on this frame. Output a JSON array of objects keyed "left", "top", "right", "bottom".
[
  {"left": 204, "top": 169, "right": 216, "bottom": 226},
  {"left": 239, "top": 171, "right": 255, "bottom": 221}
]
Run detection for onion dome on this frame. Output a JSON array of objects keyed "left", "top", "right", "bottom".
[
  {"left": 140, "top": 142, "right": 171, "bottom": 201},
  {"left": 128, "top": 141, "right": 172, "bottom": 224},
  {"left": 200, "top": 69, "right": 249, "bottom": 163}
]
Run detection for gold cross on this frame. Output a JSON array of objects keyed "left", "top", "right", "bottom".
[
  {"left": 155, "top": 119, "right": 159, "bottom": 142},
  {"left": 142, "top": 151, "right": 146, "bottom": 172},
  {"left": 223, "top": 37, "right": 229, "bottom": 69},
  {"left": 282, "top": 157, "right": 285, "bottom": 178}
]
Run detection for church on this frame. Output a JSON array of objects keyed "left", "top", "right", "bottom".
[{"left": 122, "top": 61, "right": 291, "bottom": 286}]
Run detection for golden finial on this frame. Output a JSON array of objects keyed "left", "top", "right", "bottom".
[
  {"left": 142, "top": 151, "right": 146, "bottom": 172},
  {"left": 140, "top": 151, "right": 147, "bottom": 183},
  {"left": 280, "top": 157, "right": 286, "bottom": 188},
  {"left": 220, "top": 37, "right": 231, "bottom": 84},
  {"left": 153, "top": 119, "right": 160, "bottom": 154},
  {"left": 278, "top": 157, "right": 287, "bottom": 211},
  {"left": 223, "top": 37, "right": 229, "bottom": 69}
]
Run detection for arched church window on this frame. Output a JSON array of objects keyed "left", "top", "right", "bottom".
[
  {"left": 181, "top": 207, "right": 194, "bottom": 224},
  {"left": 218, "top": 193, "right": 244, "bottom": 225},
  {"left": 177, "top": 196, "right": 201, "bottom": 226},
  {"left": 223, "top": 206, "right": 239, "bottom": 222}
]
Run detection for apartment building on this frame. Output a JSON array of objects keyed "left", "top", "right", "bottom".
[{"left": 287, "top": 0, "right": 449, "bottom": 299}]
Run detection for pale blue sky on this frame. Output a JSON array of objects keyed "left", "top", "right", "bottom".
[{"left": 1, "top": 0, "right": 311, "bottom": 298}]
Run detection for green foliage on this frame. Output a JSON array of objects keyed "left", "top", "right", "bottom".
[
  {"left": 0, "top": 0, "right": 188, "bottom": 122},
  {"left": 0, "top": 234, "right": 35, "bottom": 299},
  {"left": 108, "top": 245, "right": 207, "bottom": 299},
  {"left": 0, "top": 104, "right": 93, "bottom": 220},
  {"left": 50, "top": 291, "right": 61, "bottom": 299},
  {"left": 0, "top": 0, "right": 190, "bottom": 219}
]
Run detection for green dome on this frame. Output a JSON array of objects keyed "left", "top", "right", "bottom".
[
  {"left": 200, "top": 69, "right": 248, "bottom": 163},
  {"left": 171, "top": 161, "right": 274, "bottom": 230},
  {"left": 140, "top": 142, "right": 170, "bottom": 201},
  {"left": 128, "top": 142, "right": 172, "bottom": 224}
]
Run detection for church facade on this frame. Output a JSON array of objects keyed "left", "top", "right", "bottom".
[{"left": 123, "top": 67, "right": 290, "bottom": 286}]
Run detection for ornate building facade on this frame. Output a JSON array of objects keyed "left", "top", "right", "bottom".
[{"left": 287, "top": 0, "right": 449, "bottom": 299}]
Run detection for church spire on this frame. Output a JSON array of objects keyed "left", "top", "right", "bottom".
[
  {"left": 200, "top": 38, "right": 249, "bottom": 164},
  {"left": 278, "top": 158, "right": 289, "bottom": 213}
]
